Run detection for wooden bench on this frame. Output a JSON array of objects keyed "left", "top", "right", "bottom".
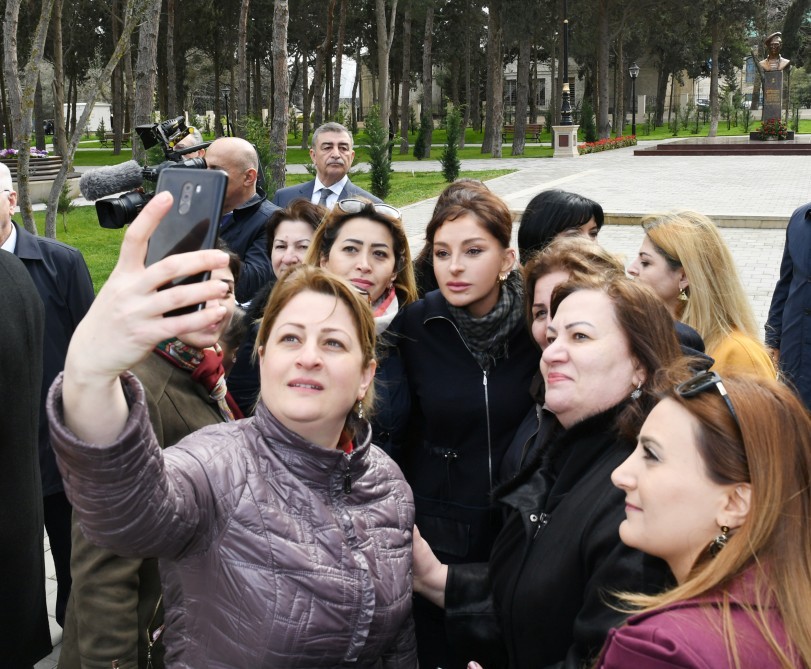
[
  {"left": 502, "top": 123, "right": 544, "bottom": 142},
  {"left": 1, "top": 156, "right": 66, "bottom": 180},
  {"left": 98, "top": 133, "right": 131, "bottom": 148}
]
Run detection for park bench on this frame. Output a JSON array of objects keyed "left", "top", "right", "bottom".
[
  {"left": 502, "top": 123, "right": 544, "bottom": 142},
  {"left": 98, "top": 133, "right": 131, "bottom": 148},
  {"left": 2, "top": 156, "right": 67, "bottom": 180}
]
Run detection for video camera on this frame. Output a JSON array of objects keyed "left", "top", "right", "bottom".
[{"left": 81, "top": 116, "right": 211, "bottom": 229}]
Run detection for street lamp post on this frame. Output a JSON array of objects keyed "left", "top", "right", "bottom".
[
  {"left": 560, "top": 0, "right": 572, "bottom": 125},
  {"left": 629, "top": 62, "right": 640, "bottom": 136},
  {"left": 222, "top": 85, "right": 232, "bottom": 137}
]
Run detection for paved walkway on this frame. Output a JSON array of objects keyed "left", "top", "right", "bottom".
[{"left": 36, "top": 138, "right": 802, "bottom": 667}]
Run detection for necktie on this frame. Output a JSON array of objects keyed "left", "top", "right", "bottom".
[{"left": 318, "top": 187, "right": 331, "bottom": 207}]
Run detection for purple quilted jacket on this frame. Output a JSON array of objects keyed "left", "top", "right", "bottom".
[{"left": 48, "top": 372, "right": 417, "bottom": 668}]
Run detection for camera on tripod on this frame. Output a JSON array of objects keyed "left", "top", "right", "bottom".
[{"left": 81, "top": 116, "right": 211, "bottom": 229}]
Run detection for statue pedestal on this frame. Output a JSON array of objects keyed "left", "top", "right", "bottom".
[
  {"left": 761, "top": 71, "right": 783, "bottom": 123},
  {"left": 553, "top": 125, "right": 580, "bottom": 158}
]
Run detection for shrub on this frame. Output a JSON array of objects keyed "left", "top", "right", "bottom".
[
  {"left": 440, "top": 103, "right": 461, "bottom": 183},
  {"left": 580, "top": 99, "right": 597, "bottom": 142},
  {"left": 362, "top": 105, "right": 392, "bottom": 199},
  {"left": 413, "top": 113, "right": 431, "bottom": 160},
  {"left": 289, "top": 108, "right": 300, "bottom": 139},
  {"left": 95, "top": 118, "right": 107, "bottom": 143},
  {"left": 57, "top": 182, "right": 76, "bottom": 232},
  {"left": 756, "top": 117, "right": 788, "bottom": 139}
]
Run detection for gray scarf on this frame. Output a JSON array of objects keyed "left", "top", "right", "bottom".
[{"left": 447, "top": 271, "right": 523, "bottom": 373}]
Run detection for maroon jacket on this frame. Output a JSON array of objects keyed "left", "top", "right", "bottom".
[
  {"left": 596, "top": 574, "right": 797, "bottom": 669},
  {"left": 49, "top": 372, "right": 417, "bottom": 668}
]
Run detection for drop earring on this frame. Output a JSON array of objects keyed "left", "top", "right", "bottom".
[
  {"left": 679, "top": 287, "right": 689, "bottom": 301},
  {"left": 708, "top": 525, "right": 730, "bottom": 557},
  {"left": 630, "top": 382, "right": 643, "bottom": 400},
  {"left": 356, "top": 400, "right": 364, "bottom": 420}
]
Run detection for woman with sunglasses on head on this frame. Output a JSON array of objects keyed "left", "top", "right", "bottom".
[
  {"left": 627, "top": 211, "right": 774, "bottom": 378},
  {"left": 413, "top": 274, "right": 681, "bottom": 669},
  {"left": 391, "top": 188, "right": 541, "bottom": 668},
  {"left": 46, "top": 194, "right": 417, "bottom": 668},
  {"left": 304, "top": 197, "right": 418, "bottom": 458},
  {"left": 598, "top": 370, "right": 811, "bottom": 669},
  {"left": 228, "top": 199, "right": 325, "bottom": 415}
]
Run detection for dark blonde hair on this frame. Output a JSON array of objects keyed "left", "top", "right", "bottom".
[
  {"left": 619, "top": 371, "right": 811, "bottom": 669},
  {"left": 522, "top": 237, "right": 625, "bottom": 337},
  {"left": 255, "top": 265, "right": 377, "bottom": 435},
  {"left": 303, "top": 198, "right": 417, "bottom": 307}
]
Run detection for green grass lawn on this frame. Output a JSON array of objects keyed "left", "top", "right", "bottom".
[{"left": 38, "top": 168, "right": 514, "bottom": 292}]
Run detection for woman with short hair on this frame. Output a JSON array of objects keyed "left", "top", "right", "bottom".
[{"left": 47, "top": 194, "right": 417, "bottom": 668}]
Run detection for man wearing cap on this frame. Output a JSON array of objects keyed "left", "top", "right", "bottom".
[{"left": 271, "top": 121, "right": 381, "bottom": 209}]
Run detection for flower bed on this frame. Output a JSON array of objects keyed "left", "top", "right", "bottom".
[
  {"left": 578, "top": 135, "right": 637, "bottom": 155},
  {"left": 0, "top": 147, "right": 49, "bottom": 159},
  {"left": 755, "top": 118, "right": 788, "bottom": 140}
]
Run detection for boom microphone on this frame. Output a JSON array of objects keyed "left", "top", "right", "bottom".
[{"left": 79, "top": 161, "right": 144, "bottom": 201}]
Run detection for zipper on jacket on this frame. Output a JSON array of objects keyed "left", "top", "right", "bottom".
[
  {"left": 428, "top": 315, "right": 496, "bottom": 492},
  {"left": 483, "top": 371, "right": 493, "bottom": 491},
  {"left": 343, "top": 452, "right": 353, "bottom": 494}
]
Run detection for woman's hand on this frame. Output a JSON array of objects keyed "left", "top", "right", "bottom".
[
  {"left": 412, "top": 525, "right": 449, "bottom": 608},
  {"left": 62, "top": 191, "right": 231, "bottom": 444}
]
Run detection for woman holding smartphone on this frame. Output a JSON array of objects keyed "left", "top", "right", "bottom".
[{"left": 47, "top": 193, "right": 417, "bottom": 668}]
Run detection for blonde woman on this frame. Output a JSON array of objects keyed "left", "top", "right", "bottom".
[{"left": 627, "top": 211, "right": 774, "bottom": 378}]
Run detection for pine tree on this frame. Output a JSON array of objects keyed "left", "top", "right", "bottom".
[
  {"left": 441, "top": 104, "right": 461, "bottom": 182},
  {"left": 362, "top": 106, "right": 392, "bottom": 199}
]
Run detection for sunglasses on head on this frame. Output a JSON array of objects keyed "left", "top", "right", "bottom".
[
  {"left": 675, "top": 370, "right": 740, "bottom": 430},
  {"left": 336, "top": 198, "right": 401, "bottom": 220}
]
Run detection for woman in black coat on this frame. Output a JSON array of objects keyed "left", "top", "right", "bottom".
[
  {"left": 391, "top": 187, "right": 540, "bottom": 668},
  {"left": 413, "top": 276, "right": 682, "bottom": 669},
  {"left": 0, "top": 251, "right": 52, "bottom": 667}
]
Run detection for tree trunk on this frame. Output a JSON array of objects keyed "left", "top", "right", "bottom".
[
  {"left": 268, "top": 0, "right": 289, "bottom": 194},
  {"left": 460, "top": 26, "right": 470, "bottom": 148},
  {"left": 254, "top": 57, "right": 263, "bottom": 116},
  {"left": 166, "top": 0, "right": 178, "bottom": 118},
  {"left": 331, "top": 0, "right": 347, "bottom": 118},
  {"left": 375, "top": 0, "right": 398, "bottom": 133},
  {"left": 483, "top": 0, "right": 503, "bottom": 156},
  {"left": 351, "top": 39, "right": 361, "bottom": 133},
  {"left": 655, "top": 64, "right": 667, "bottom": 125},
  {"left": 43, "top": 0, "right": 154, "bottom": 238},
  {"left": 313, "top": 0, "right": 336, "bottom": 128},
  {"left": 550, "top": 47, "right": 557, "bottom": 127},
  {"left": 399, "top": 0, "right": 411, "bottom": 153},
  {"left": 302, "top": 43, "right": 311, "bottom": 148},
  {"left": 422, "top": 2, "right": 434, "bottom": 156},
  {"left": 528, "top": 47, "right": 538, "bottom": 124},
  {"left": 597, "top": 0, "right": 610, "bottom": 138},
  {"left": 213, "top": 46, "right": 224, "bottom": 137},
  {"left": 235, "top": 0, "right": 250, "bottom": 134},
  {"left": 0, "top": 64, "right": 11, "bottom": 148},
  {"left": 125, "top": 41, "right": 134, "bottom": 134},
  {"left": 616, "top": 38, "right": 624, "bottom": 136},
  {"left": 3, "top": 0, "right": 56, "bottom": 234},
  {"left": 133, "top": 0, "right": 162, "bottom": 164},
  {"left": 512, "top": 35, "right": 530, "bottom": 155},
  {"left": 110, "top": 0, "right": 124, "bottom": 153},
  {"left": 50, "top": 0, "right": 68, "bottom": 158},
  {"left": 34, "top": 75, "right": 46, "bottom": 151},
  {"left": 708, "top": 24, "right": 721, "bottom": 137}
]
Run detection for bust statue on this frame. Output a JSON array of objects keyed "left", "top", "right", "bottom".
[{"left": 759, "top": 32, "right": 790, "bottom": 72}]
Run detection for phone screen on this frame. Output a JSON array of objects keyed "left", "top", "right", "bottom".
[{"left": 146, "top": 168, "right": 228, "bottom": 315}]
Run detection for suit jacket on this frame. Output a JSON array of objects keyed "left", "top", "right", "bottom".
[
  {"left": 0, "top": 250, "right": 52, "bottom": 666},
  {"left": 271, "top": 177, "right": 382, "bottom": 208},
  {"left": 12, "top": 221, "right": 95, "bottom": 497}
]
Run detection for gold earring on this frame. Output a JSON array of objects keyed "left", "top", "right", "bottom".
[
  {"left": 679, "top": 287, "right": 689, "bottom": 301},
  {"left": 708, "top": 525, "right": 729, "bottom": 557}
]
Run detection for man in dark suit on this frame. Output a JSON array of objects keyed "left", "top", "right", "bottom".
[
  {"left": 205, "top": 137, "right": 279, "bottom": 304},
  {"left": 0, "top": 251, "right": 52, "bottom": 666},
  {"left": 0, "top": 162, "right": 95, "bottom": 627},
  {"left": 272, "top": 121, "right": 381, "bottom": 209}
]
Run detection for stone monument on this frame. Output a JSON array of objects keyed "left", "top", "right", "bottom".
[{"left": 758, "top": 32, "right": 790, "bottom": 123}]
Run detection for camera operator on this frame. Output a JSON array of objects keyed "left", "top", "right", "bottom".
[
  {"left": 173, "top": 128, "right": 206, "bottom": 159},
  {"left": 204, "top": 137, "right": 279, "bottom": 305}
]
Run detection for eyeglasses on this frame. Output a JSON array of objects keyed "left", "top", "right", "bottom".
[
  {"left": 675, "top": 370, "right": 740, "bottom": 430},
  {"left": 336, "top": 198, "right": 401, "bottom": 220}
]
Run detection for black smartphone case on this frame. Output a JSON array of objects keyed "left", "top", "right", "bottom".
[{"left": 146, "top": 168, "right": 228, "bottom": 316}]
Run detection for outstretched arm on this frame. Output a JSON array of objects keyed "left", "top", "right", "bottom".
[{"left": 61, "top": 191, "right": 231, "bottom": 445}]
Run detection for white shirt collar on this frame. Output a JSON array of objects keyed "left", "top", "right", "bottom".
[
  {"left": 312, "top": 175, "right": 349, "bottom": 209},
  {"left": 1, "top": 221, "right": 17, "bottom": 253}
]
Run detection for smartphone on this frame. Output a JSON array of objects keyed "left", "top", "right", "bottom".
[{"left": 145, "top": 168, "right": 228, "bottom": 316}]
